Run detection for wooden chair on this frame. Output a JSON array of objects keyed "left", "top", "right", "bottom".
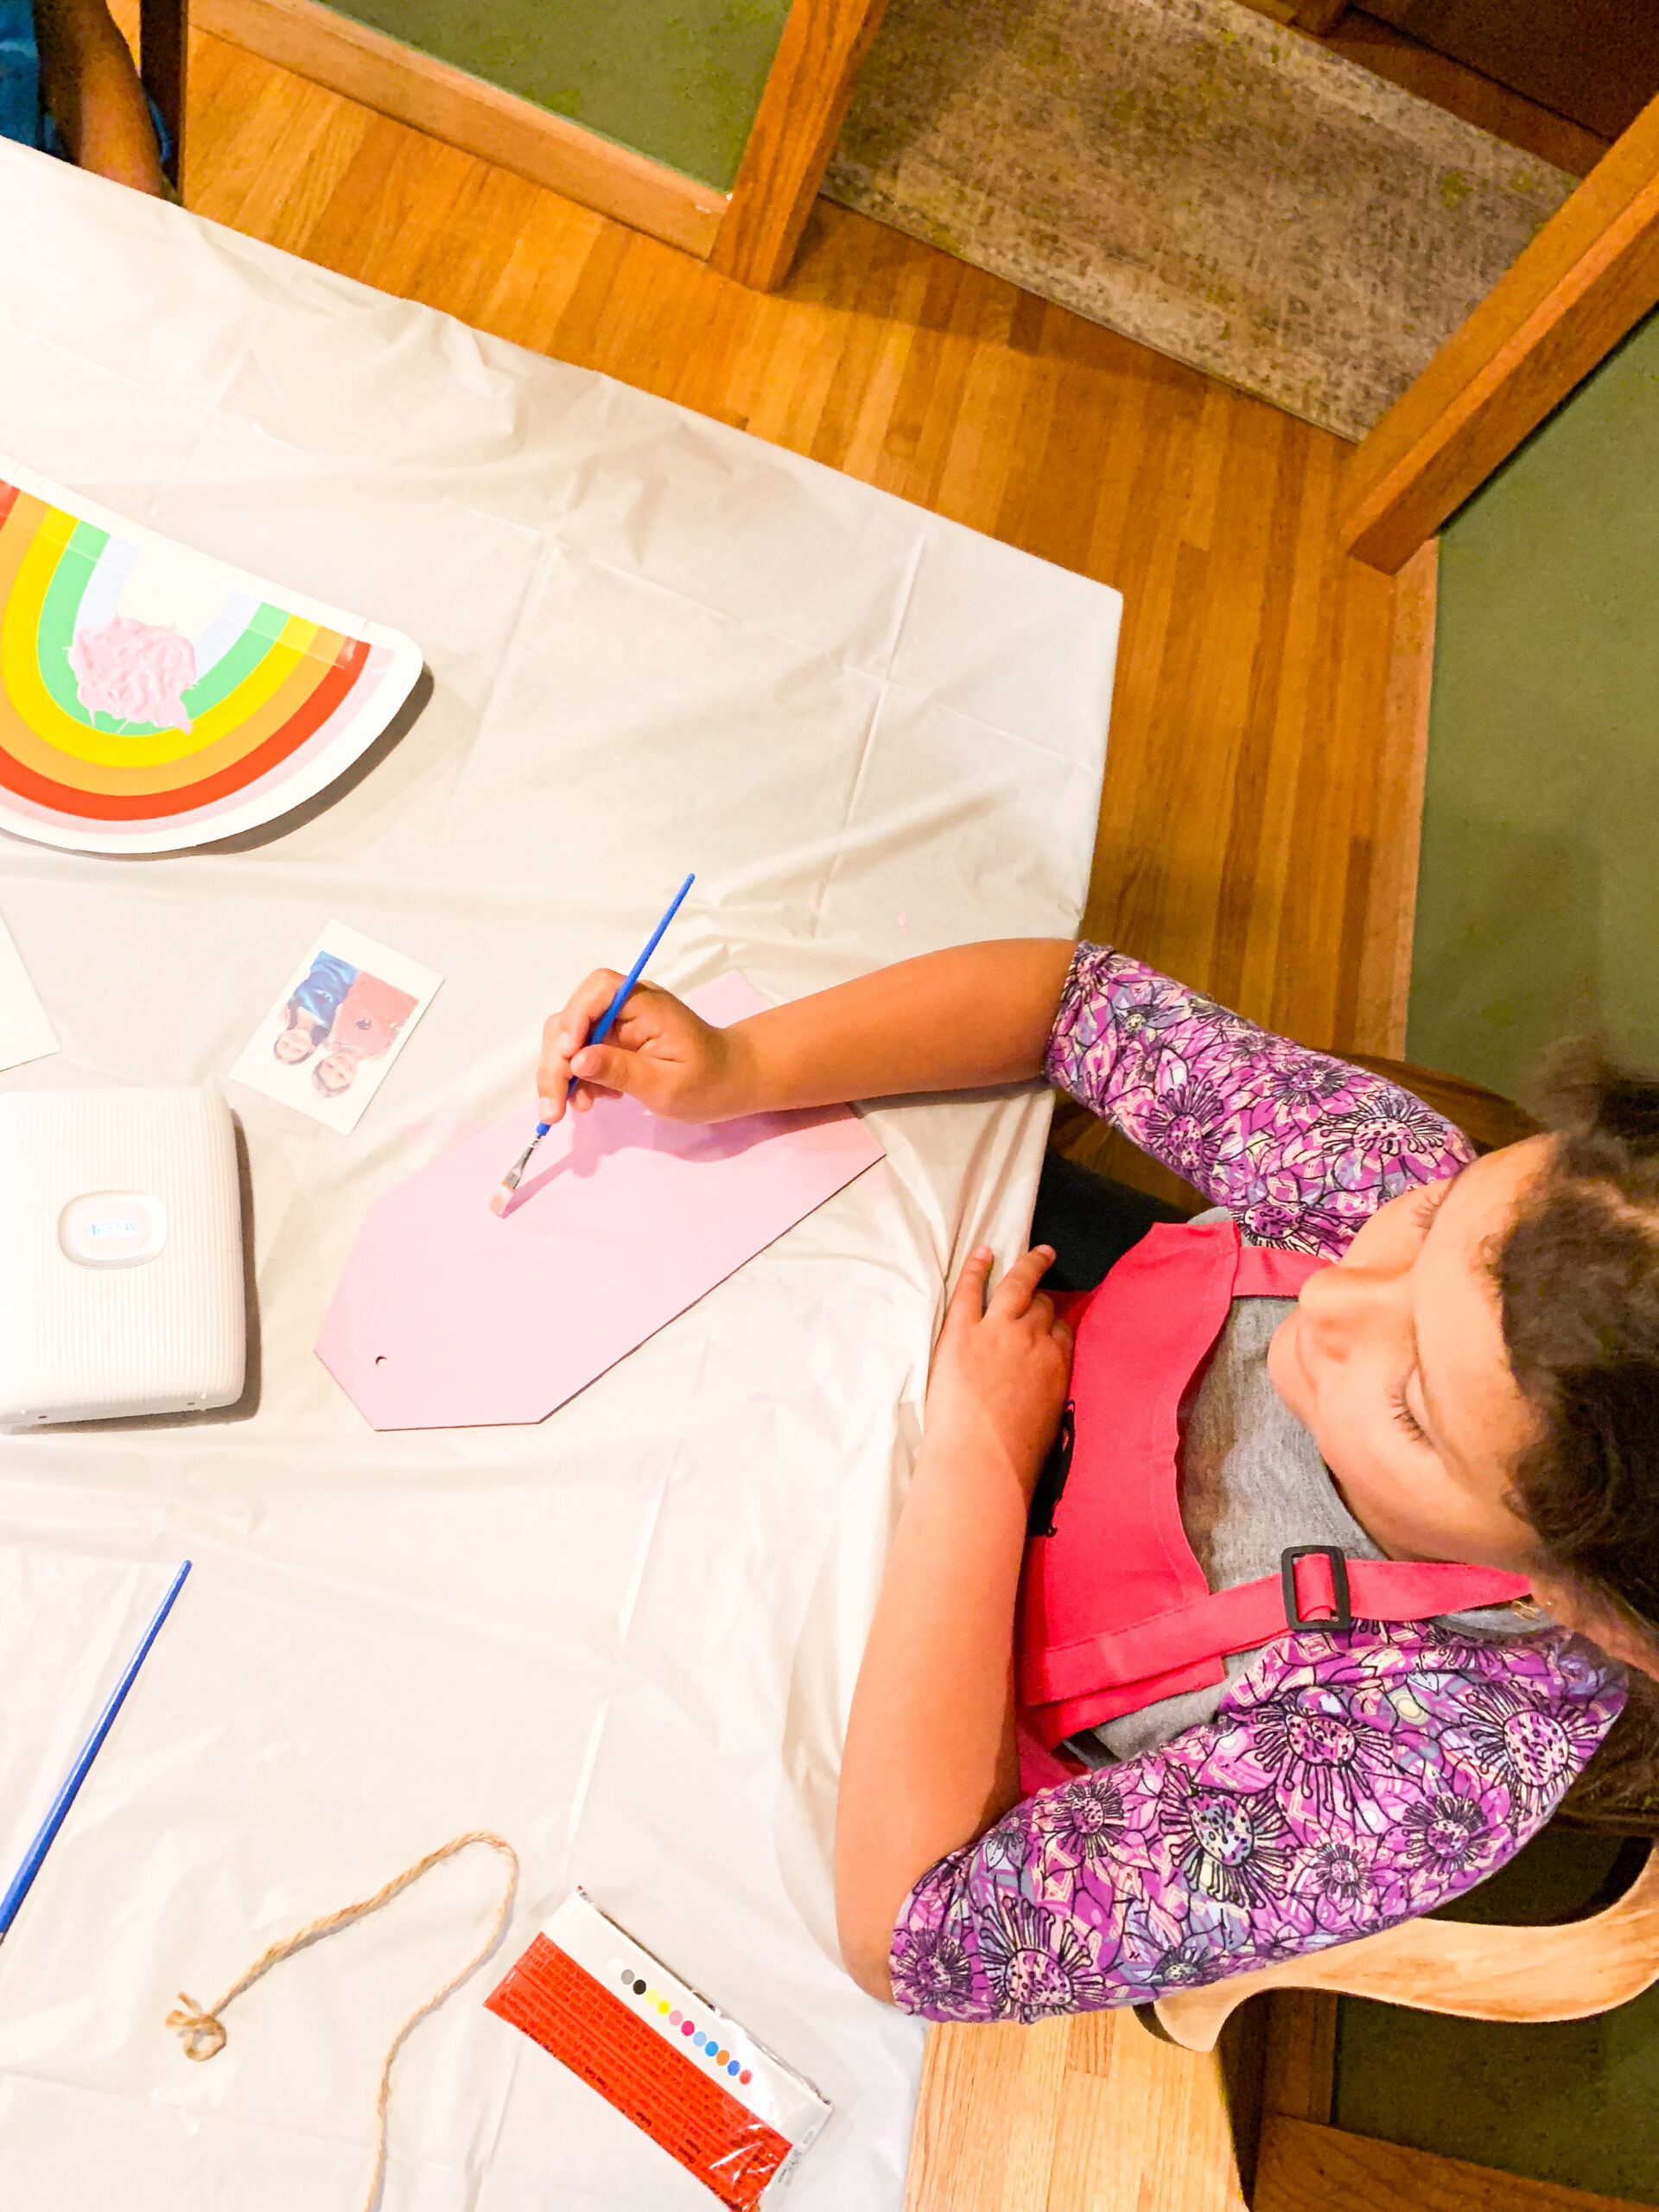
[
  {"left": 1154, "top": 1840, "right": 1659, "bottom": 2057},
  {"left": 1148, "top": 1840, "right": 1659, "bottom": 2211},
  {"left": 137, "top": 0, "right": 185, "bottom": 189},
  {"left": 904, "top": 1843, "right": 1659, "bottom": 2212}
]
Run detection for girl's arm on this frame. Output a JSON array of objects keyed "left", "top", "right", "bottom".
[
  {"left": 835, "top": 1244, "right": 1073, "bottom": 1999},
  {"left": 883, "top": 1621, "right": 1624, "bottom": 2023},
  {"left": 537, "top": 939, "right": 1077, "bottom": 1124},
  {"left": 1046, "top": 947, "right": 1477, "bottom": 1255},
  {"left": 538, "top": 939, "right": 1471, "bottom": 1258}
]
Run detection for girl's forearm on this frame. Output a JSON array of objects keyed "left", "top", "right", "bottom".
[
  {"left": 725, "top": 939, "right": 1075, "bottom": 1116},
  {"left": 834, "top": 1422, "right": 1029, "bottom": 1999}
]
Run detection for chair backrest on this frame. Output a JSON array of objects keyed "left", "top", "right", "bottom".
[{"left": 1152, "top": 1841, "right": 1659, "bottom": 2053}]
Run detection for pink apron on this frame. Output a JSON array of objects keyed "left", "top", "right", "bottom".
[{"left": 1015, "top": 1218, "right": 1529, "bottom": 1791}]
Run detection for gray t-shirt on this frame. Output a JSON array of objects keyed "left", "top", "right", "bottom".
[{"left": 1072, "top": 1270, "right": 1534, "bottom": 1767}]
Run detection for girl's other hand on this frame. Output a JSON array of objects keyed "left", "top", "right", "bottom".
[
  {"left": 536, "top": 973, "right": 751, "bottom": 1124},
  {"left": 925, "top": 1245, "right": 1073, "bottom": 1497}
]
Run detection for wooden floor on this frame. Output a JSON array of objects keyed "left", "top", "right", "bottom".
[
  {"left": 146, "top": 16, "right": 1417, "bottom": 1071},
  {"left": 116, "top": 21, "right": 1425, "bottom": 2204}
]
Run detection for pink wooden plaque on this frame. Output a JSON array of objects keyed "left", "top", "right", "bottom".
[{"left": 315, "top": 974, "right": 885, "bottom": 1429}]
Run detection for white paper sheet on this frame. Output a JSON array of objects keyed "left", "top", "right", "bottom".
[
  {"left": 0, "top": 912, "right": 57, "bottom": 1073},
  {"left": 0, "top": 139, "right": 1119, "bottom": 2212}
]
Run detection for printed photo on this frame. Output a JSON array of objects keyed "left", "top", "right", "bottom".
[{"left": 228, "top": 922, "right": 442, "bottom": 1133}]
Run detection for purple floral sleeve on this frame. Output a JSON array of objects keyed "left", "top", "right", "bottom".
[
  {"left": 890, "top": 1624, "right": 1624, "bottom": 2020},
  {"left": 1043, "top": 945, "right": 1476, "bottom": 1256}
]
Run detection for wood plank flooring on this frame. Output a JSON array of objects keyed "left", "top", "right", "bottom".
[
  {"left": 104, "top": 16, "right": 1421, "bottom": 2199},
  {"left": 137, "top": 13, "right": 1411, "bottom": 1071}
]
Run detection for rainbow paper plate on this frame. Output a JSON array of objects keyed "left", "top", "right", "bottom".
[{"left": 0, "top": 456, "right": 423, "bottom": 855}]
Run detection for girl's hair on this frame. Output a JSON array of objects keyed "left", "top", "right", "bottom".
[{"left": 1496, "top": 1045, "right": 1659, "bottom": 1833}]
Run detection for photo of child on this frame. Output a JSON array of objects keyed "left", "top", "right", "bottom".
[
  {"left": 311, "top": 969, "right": 419, "bottom": 1097},
  {"left": 230, "top": 922, "right": 441, "bottom": 1134},
  {"left": 273, "top": 950, "right": 357, "bottom": 1067}
]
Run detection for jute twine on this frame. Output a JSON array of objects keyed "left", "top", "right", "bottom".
[{"left": 167, "top": 1830, "right": 518, "bottom": 2212}]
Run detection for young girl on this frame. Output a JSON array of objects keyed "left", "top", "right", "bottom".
[{"left": 535, "top": 938, "right": 1657, "bottom": 2020}]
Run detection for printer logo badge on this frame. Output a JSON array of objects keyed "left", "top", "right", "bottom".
[{"left": 59, "top": 1192, "right": 168, "bottom": 1268}]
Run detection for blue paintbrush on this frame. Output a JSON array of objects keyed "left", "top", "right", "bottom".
[
  {"left": 0, "top": 1559, "right": 192, "bottom": 1941},
  {"left": 490, "top": 871, "right": 696, "bottom": 1216}
]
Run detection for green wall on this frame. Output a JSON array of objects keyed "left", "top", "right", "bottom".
[
  {"left": 1408, "top": 305, "right": 1659, "bottom": 1100},
  {"left": 329, "top": 0, "right": 794, "bottom": 191}
]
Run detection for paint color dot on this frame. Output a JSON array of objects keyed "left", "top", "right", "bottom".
[
  {"left": 681, "top": 2021, "right": 694, "bottom": 2037},
  {"left": 715, "top": 2049, "right": 729, "bottom": 2065},
  {"left": 670, "top": 2010, "right": 682, "bottom": 2025},
  {"left": 633, "top": 1980, "right": 647, "bottom": 1995},
  {"left": 658, "top": 1999, "right": 670, "bottom": 2015},
  {"left": 740, "top": 2069, "right": 752, "bottom": 2086},
  {"left": 727, "top": 2059, "right": 741, "bottom": 2076},
  {"left": 619, "top": 1967, "right": 632, "bottom": 1985}
]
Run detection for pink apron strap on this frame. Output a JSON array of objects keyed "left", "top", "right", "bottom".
[
  {"left": 1232, "top": 1243, "right": 1327, "bottom": 1298},
  {"left": 1023, "top": 1549, "right": 1531, "bottom": 1709}
]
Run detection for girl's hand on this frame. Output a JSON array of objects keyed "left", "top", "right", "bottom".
[
  {"left": 536, "top": 973, "right": 753, "bottom": 1124},
  {"left": 925, "top": 1245, "right": 1073, "bottom": 1497}
]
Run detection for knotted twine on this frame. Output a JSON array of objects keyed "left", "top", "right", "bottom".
[{"left": 167, "top": 1830, "right": 518, "bottom": 2212}]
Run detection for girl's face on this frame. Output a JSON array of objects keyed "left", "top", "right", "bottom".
[
  {"left": 1268, "top": 1135, "right": 1659, "bottom": 1678},
  {"left": 274, "top": 1025, "right": 315, "bottom": 1064},
  {"left": 315, "top": 1051, "right": 359, "bottom": 1095},
  {"left": 1266, "top": 1138, "right": 1553, "bottom": 1574}
]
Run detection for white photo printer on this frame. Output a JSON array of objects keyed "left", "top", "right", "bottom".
[{"left": 0, "top": 1088, "right": 246, "bottom": 1426}]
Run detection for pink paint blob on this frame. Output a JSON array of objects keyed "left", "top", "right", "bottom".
[{"left": 67, "top": 615, "right": 197, "bottom": 731}]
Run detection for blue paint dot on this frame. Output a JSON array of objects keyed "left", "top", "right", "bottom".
[
  {"left": 728, "top": 2059, "right": 741, "bottom": 2076},
  {"left": 693, "top": 2032, "right": 705, "bottom": 2050}
]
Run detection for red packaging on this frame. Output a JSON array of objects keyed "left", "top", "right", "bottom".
[{"left": 486, "top": 1890, "right": 831, "bottom": 2209}]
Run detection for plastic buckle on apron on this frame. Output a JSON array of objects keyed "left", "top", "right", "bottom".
[
  {"left": 1027, "top": 1402, "right": 1075, "bottom": 1540},
  {"left": 1281, "top": 1545, "right": 1352, "bottom": 1630}
]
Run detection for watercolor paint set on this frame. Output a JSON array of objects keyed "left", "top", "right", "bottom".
[{"left": 486, "top": 1890, "right": 832, "bottom": 2209}]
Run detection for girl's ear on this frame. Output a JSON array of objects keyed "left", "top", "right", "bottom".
[{"left": 1531, "top": 1574, "right": 1659, "bottom": 1681}]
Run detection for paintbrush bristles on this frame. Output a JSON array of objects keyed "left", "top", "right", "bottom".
[{"left": 488, "top": 1138, "right": 540, "bottom": 1216}]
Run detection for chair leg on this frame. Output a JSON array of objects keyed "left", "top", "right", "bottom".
[{"left": 138, "top": 0, "right": 186, "bottom": 190}]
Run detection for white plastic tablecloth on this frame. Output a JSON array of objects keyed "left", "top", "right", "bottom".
[{"left": 0, "top": 141, "right": 1118, "bottom": 2210}]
